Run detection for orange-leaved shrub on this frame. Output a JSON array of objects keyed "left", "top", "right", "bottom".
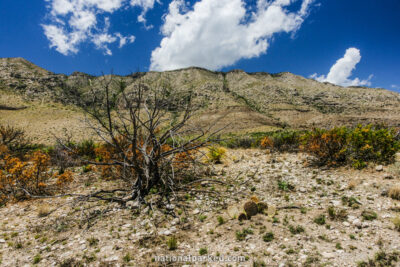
[
  {"left": 300, "top": 127, "right": 348, "bottom": 166},
  {"left": 260, "top": 136, "right": 274, "bottom": 149},
  {"left": 0, "top": 147, "right": 73, "bottom": 204}
]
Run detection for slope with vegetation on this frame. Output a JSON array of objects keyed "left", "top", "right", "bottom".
[{"left": 1, "top": 57, "right": 400, "bottom": 140}]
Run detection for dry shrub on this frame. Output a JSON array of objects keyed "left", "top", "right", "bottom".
[
  {"left": 389, "top": 185, "right": 400, "bottom": 200},
  {"left": 93, "top": 136, "right": 173, "bottom": 180},
  {"left": 0, "top": 124, "right": 28, "bottom": 152},
  {"left": 49, "top": 144, "right": 77, "bottom": 174},
  {"left": 393, "top": 216, "right": 400, "bottom": 231},
  {"left": 94, "top": 137, "right": 199, "bottom": 182},
  {"left": 37, "top": 203, "right": 51, "bottom": 217},
  {"left": 55, "top": 170, "right": 74, "bottom": 187},
  {"left": 348, "top": 179, "right": 358, "bottom": 190}
]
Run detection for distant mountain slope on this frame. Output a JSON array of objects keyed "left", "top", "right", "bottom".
[{"left": 1, "top": 57, "right": 400, "bottom": 134}]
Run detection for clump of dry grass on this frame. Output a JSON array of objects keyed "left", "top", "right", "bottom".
[
  {"left": 37, "top": 204, "right": 51, "bottom": 218},
  {"left": 389, "top": 185, "right": 400, "bottom": 200},
  {"left": 392, "top": 216, "right": 400, "bottom": 231},
  {"left": 348, "top": 179, "right": 358, "bottom": 190}
]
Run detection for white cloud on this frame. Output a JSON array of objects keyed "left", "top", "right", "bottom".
[
  {"left": 150, "top": 0, "right": 315, "bottom": 71},
  {"left": 130, "top": 0, "right": 159, "bottom": 26},
  {"left": 92, "top": 33, "right": 117, "bottom": 55},
  {"left": 43, "top": 0, "right": 153, "bottom": 55},
  {"left": 311, "top": 48, "right": 372, "bottom": 87},
  {"left": 42, "top": 24, "right": 84, "bottom": 55},
  {"left": 115, "top": 33, "right": 136, "bottom": 48}
]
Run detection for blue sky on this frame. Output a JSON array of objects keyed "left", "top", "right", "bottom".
[{"left": 0, "top": 0, "right": 399, "bottom": 91}]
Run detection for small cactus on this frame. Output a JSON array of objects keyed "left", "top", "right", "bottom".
[
  {"left": 238, "top": 213, "right": 247, "bottom": 221},
  {"left": 257, "top": 202, "right": 268, "bottom": 214},
  {"left": 243, "top": 201, "right": 258, "bottom": 218}
]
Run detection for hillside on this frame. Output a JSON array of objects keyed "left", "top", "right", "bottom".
[{"left": 1, "top": 57, "right": 400, "bottom": 143}]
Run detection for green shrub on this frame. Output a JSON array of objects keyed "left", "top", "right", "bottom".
[
  {"left": 277, "top": 180, "right": 294, "bottom": 191},
  {"left": 288, "top": 225, "right": 304, "bottom": 235},
  {"left": 33, "top": 254, "right": 41, "bottom": 264},
  {"left": 75, "top": 139, "right": 97, "bottom": 159},
  {"left": 166, "top": 236, "right": 177, "bottom": 250},
  {"left": 358, "top": 250, "right": 400, "bottom": 267},
  {"left": 123, "top": 253, "right": 132, "bottom": 262},
  {"left": 221, "top": 135, "right": 258, "bottom": 148},
  {"left": 301, "top": 125, "right": 400, "bottom": 168},
  {"left": 260, "top": 130, "right": 301, "bottom": 152},
  {"left": 362, "top": 210, "right": 377, "bottom": 221},
  {"left": 263, "top": 232, "right": 274, "bottom": 242},
  {"left": 217, "top": 216, "right": 225, "bottom": 225},
  {"left": 236, "top": 228, "right": 253, "bottom": 241},
  {"left": 327, "top": 206, "right": 348, "bottom": 221},
  {"left": 199, "top": 247, "right": 208, "bottom": 255},
  {"left": 207, "top": 146, "right": 226, "bottom": 164},
  {"left": 314, "top": 214, "right": 326, "bottom": 225},
  {"left": 87, "top": 237, "right": 99, "bottom": 247}
]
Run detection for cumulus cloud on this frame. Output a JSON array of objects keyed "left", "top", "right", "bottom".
[
  {"left": 311, "top": 48, "right": 373, "bottom": 87},
  {"left": 150, "top": 0, "right": 315, "bottom": 71},
  {"left": 43, "top": 0, "right": 154, "bottom": 55}
]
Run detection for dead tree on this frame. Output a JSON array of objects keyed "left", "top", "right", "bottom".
[{"left": 78, "top": 75, "right": 221, "bottom": 204}]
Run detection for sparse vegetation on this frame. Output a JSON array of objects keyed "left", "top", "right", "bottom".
[
  {"left": 314, "top": 214, "right": 326, "bottom": 225},
  {"left": 236, "top": 228, "right": 253, "bottom": 241},
  {"left": 33, "top": 254, "right": 41, "bottom": 264},
  {"left": 389, "top": 185, "right": 400, "bottom": 200},
  {"left": 392, "top": 216, "right": 400, "bottom": 231},
  {"left": 277, "top": 180, "right": 294, "bottom": 191},
  {"left": 166, "top": 236, "right": 177, "bottom": 250},
  {"left": 87, "top": 237, "right": 99, "bottom": 247},
  {"left": 362, "top": 210, "right": 378, "bottom": 221},
  {"left": 37, "top": 204, "right": 51, "bottom": 218},
  {"left": 357, "top": 250, "right": 400, "bottom": 267},
  {"left": 260, "top": 130, "right": 301, "bottom": 152},
  {"left": 327, "top": 206, "right": 348, "bottom": 221},
  {"left": 262, "top": 232, "right": 274, "bottom": 242},
  {"left": 207, "top": 146, "right": 226, "bottom": 164},
  {"left": 199, "top": 247, "right": 208, "bottom": 255},
  {"left": 288, "top": 225, "right": 304, "bottom": 235}
]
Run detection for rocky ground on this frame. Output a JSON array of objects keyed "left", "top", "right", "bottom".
[{"left": 1, "top": 149, "right": 400, "bottom": 266}]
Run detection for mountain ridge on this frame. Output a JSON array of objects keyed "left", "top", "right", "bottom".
[{"left": 1, "top": 57, "right": 400, "bottom": 137}]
